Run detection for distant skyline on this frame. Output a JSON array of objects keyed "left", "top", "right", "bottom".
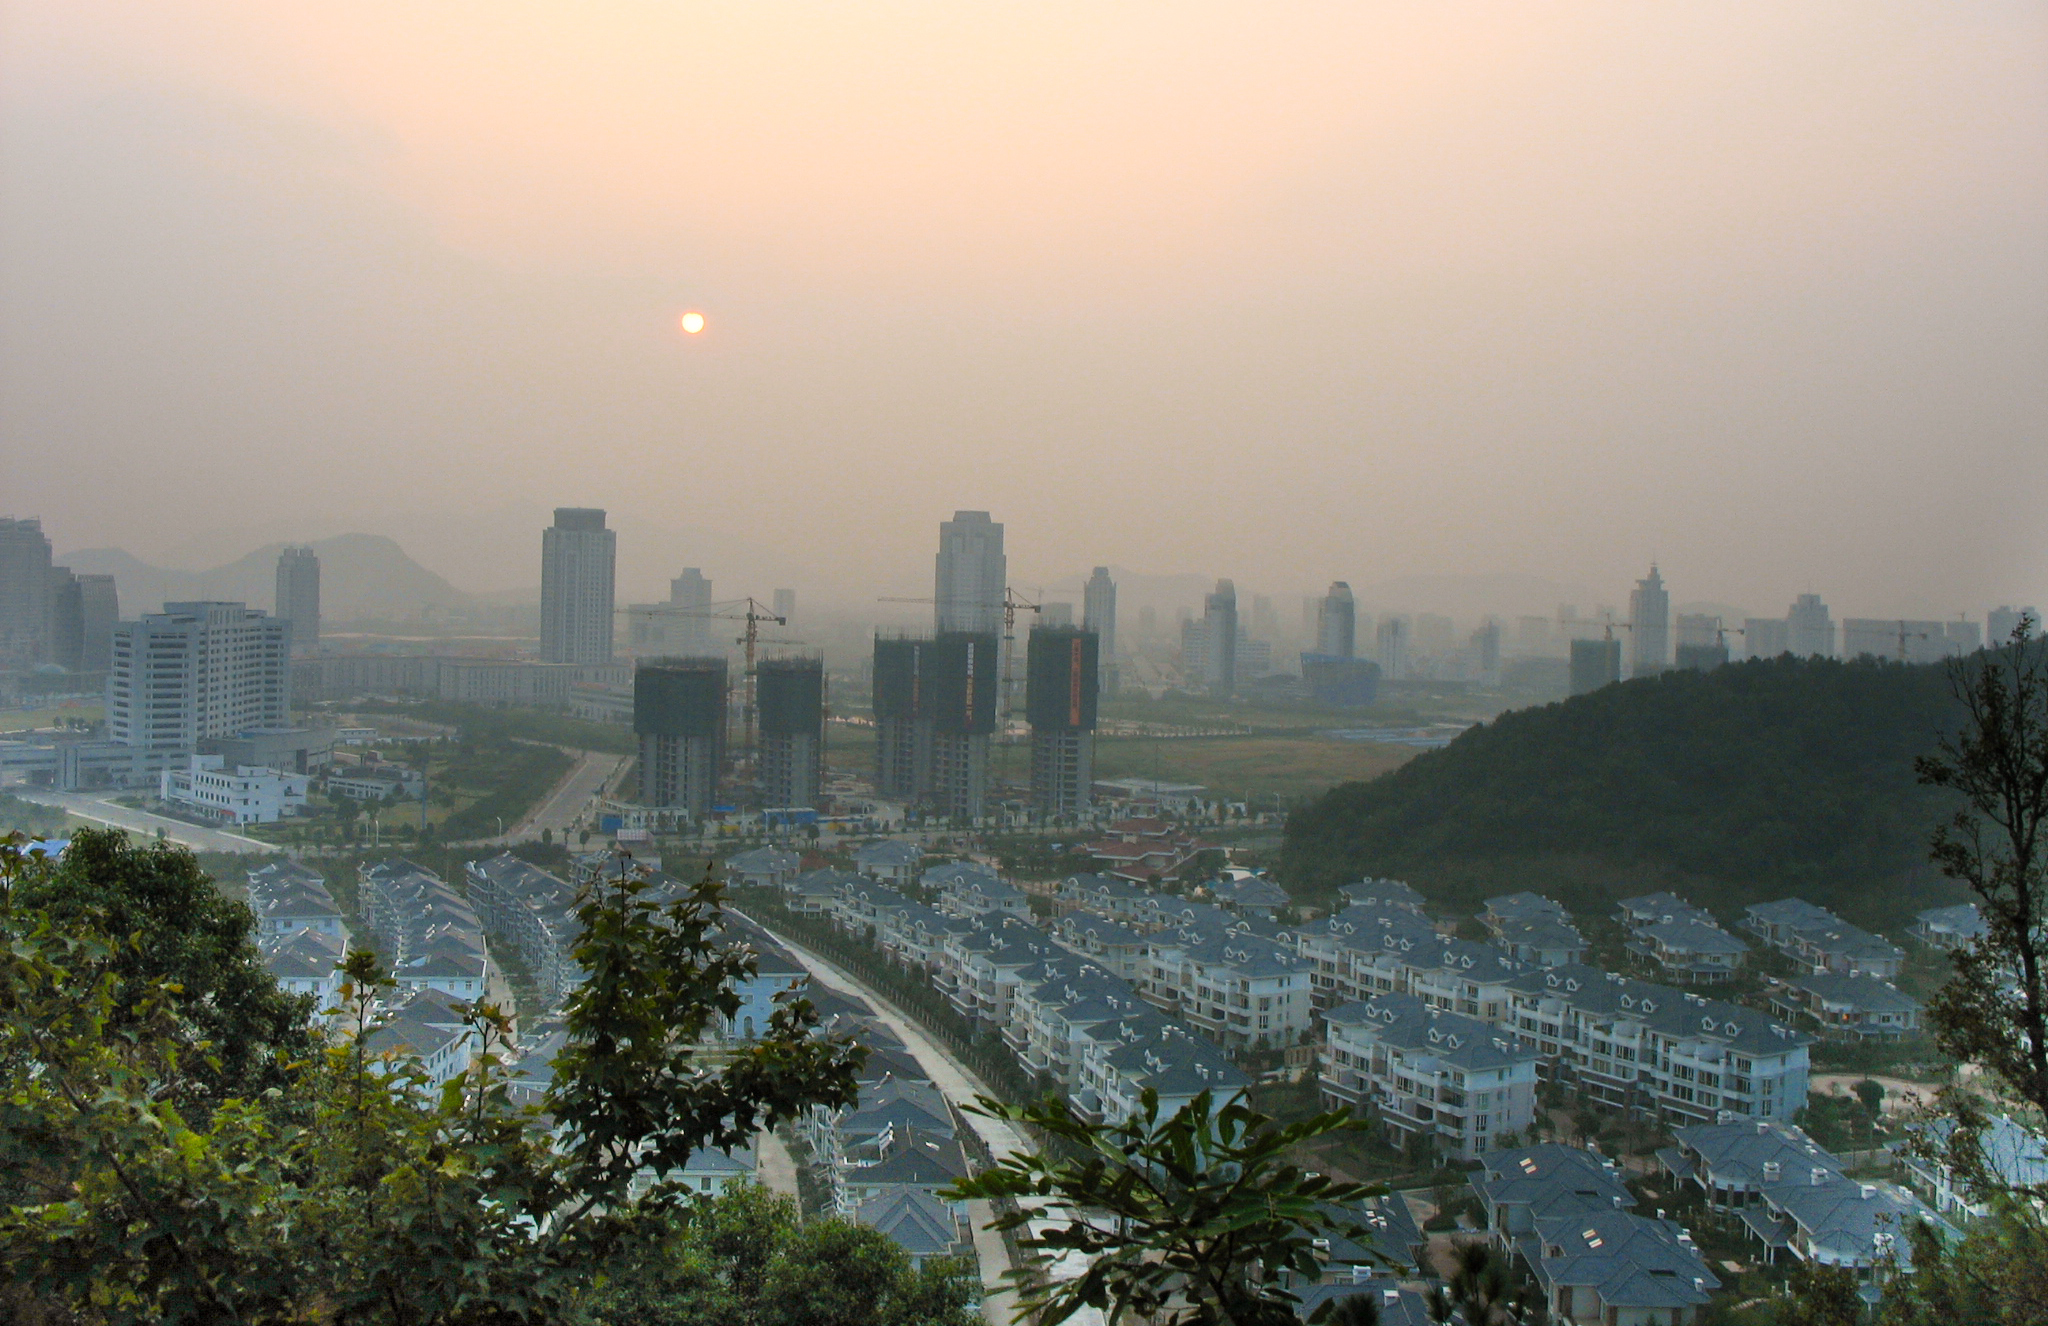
[{"left": 5, "top": 3, "right": 2044, "bottom": 618}]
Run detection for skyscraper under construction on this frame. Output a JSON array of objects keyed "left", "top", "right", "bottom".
[
  {"left": 872, "top": 630, "right": 998, "bottom": 820},
  {"left": 1025, "top": 625, "right": 1098, "bottom": 816},
  {"left": 756, "top": 656, "right": 824, "bottom": 811},
  {"left": 635, "top": 657, "right": 726, "bottom": 820}
]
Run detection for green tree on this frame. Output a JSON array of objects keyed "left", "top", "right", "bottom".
[
  {"left": 948, "top": 1088, "right": 1391, "bottom": 1326},
  {"left": 0, "top": 838, "right": 868, "bottom": 1326},
  {"left": 1880, "top": 1200, "right": 2048, "bottom": 1326},
  {"left": 11, "top": 826, "right": 315, "bottom": 1105},
  {"left": 1778, "top": 1261, "right": 1863, "bottom": 1326},
  {"left": 1914, "top": 619, "right": 2048, "bottom": 1201}
]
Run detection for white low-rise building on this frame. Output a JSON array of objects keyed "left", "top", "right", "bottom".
[{"left": 159, "top": 755, "right": 308, "bottom": 824}]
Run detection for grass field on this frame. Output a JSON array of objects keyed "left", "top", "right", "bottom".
[
  {"left": 823, "top": 729, "right": 1414, "bottom": 803},
  {"left": 1, "top": 704, "right": 104, "bottom": 730},
  {"left": 1092, "top": 735, "right": 1414, "bottom": 801}
]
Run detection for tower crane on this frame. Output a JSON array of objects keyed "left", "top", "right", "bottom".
[{"left": 617, "top": 596, "right": 792, "bottom": 770}]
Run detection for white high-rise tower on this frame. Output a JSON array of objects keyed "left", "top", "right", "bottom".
[
  {"left": 934, "top": 511, "right": 1006, "bottom": 635},
  {"left": 540, "top": 508, "right": 616, "bottom": 665},
  {"left": 1629, "top": 565, "right": 1670, "bottom": 677},
  {"left": 1083, "top": 566, "right": 1117, "bottom": 694}
]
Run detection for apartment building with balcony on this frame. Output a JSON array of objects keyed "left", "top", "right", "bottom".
[
  {"left": 1322, "top": 994, "right": 1540, "bottom": 1159},
  {"left": 1504, "top": 965, "right": 1811, "bottom": 1125},
  {"left": 1142, "top": 924, "right": 1312, "bottom": 1051}
]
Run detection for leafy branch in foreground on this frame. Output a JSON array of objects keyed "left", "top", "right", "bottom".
[
  {"left": 946, "top": 1088, "right": 1392, "bottom": 1326},
  {"left": 1913, "top": 615, "right": 2048, "bottom": 1204}
]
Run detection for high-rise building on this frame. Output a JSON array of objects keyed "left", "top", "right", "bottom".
[
  {"left": 772, "top": 587, "right": 796, "bottom": 627},
  {"left": 873, "top": 636, "right": 931, "bottom": 802},
  {"left": 757, "top": 656, "right": 824, "bottom": 811},
  {"left": 1376, "top": 615, "right": 1408, "bottom": 682},
  {"left": 1786, "top": 594, "right": 1834, "bottom": 659},
  {"left": 872, "top": 631, "right": 997, "bottom": 819},
  {"left": 1570, "top": 638, "right": 1621, "bottom": 696},
  {"left": 540, "top": 509, "right": 616, "bottom": 665},
  {"left": 45, "top": 569, "right": 84, "bottom": 671},
  {"left": 77, "top": 574, "right": 118, "bottom": 672},
  {"left": 1039, "top": 601, "right": 1075, "bottom": 627},
  {"left": 1203, "top": 579, "right": 1237, "bottom": 698},
  {"left": 1026, "top": 626, "right": 1098, "bottom": 817},
  {"left": 1316, "top": 582, "right": 1356, "bottom": 661},
  {"left": 671, "top": 568, "right": 714, "bottom": 654},
  {"left": 1470, "top": 619, "right": 1501, "bottom": 678},
  {"left": 635, "top": 657, "right": 726, "bottom": 818},
  {"left": 1743, "top": 618, "right": 1790, "bottom": 659},
  {"left": 1251, "top": 594, "right": 1279, "bottom": 644},
  {"left": 1084, "top": 566, "right": 1118, "bottom": 695},
  {"left": 1675, "top": 642, "right": 1728, "bottom": 671},
  {"left": 934, "top": 511, "right": 1005, "bottom": 634},
  {"left": 1944, "top": 620, "right": 1982, "bottom": 655},
  {"left": 108, "top": 603, "right": 291, "bottom": 751},
  {"left": 0, "top": 517, "right": 54, "bottom": 666},
  {"left": 1628, "top": 566, "right": 1670, "bottom": 677},
  {"left": 274, "top": 546, "right": 321, "bottom": 656},
  {"left": 1674, "top": 614, "right": 1720, "bottom": 649},
  {"left": 1989, "top": 606, "right": 2041, "bottom": 646}
]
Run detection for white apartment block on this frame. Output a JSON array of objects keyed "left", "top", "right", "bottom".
[
  {"left": 1321, "top": 994, "right": 1541, "bottom": 1160},
  {"left": 159, "top": 755, "right": 308, "bottom": 824},
  {"left": 1506, "top": 965, "right": 1811, "bottom": 1126},
  {"left": 108, "top": 602, "right": 291, "bottom": 751},
  {"left": 1142, "top": 927, "right": 1313, "bottom": 1051}
]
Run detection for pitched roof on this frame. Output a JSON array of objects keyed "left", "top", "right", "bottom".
[{"left": 855, "top": 1188, "right": 964, "bottom": 1258}]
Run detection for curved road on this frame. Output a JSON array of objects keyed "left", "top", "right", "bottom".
[
  {"left": 750, "top": 921, "right": 1104, "bottom": 1326},
  {"left": 16, "top": 789, "right": 272, "bottom": 854}
]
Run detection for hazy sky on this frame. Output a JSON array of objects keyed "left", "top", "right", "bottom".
[{"left": 4, "top": 2, "right": 2044, "bottom": 616}]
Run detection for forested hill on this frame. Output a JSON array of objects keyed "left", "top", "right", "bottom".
[{"left": 1280, "top": 654, "right": 1974, "bottom": 933}]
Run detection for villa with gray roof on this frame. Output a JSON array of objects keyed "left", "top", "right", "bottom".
[
  {"left": 1767, "top": 973, "right": 1922, "bottom": 1040},
  {"left": 1663, "top": 1119, "right": 1844, "bottom": 1209},
  {"left": 1471, "top": 1144, "right": 1637, "bottom": 1249},
  {"left": 1744, "top": 1174, "right": 1954, "bottom": 1278},
  {"left": 852, "top": 838, "right": 922, "bottom": 885},
  {"left": 1323, "top": 995, "right": 1540, "bottom": 1159},
  {"left": 1626, "top": 917, "right": 1749, "bottom": 985},
  {"left": 1527, "top": 1210, "right": 1718, "bottom": 1325},
  {"left": 1338, "top": 878, "right": 1427, "bottom": 914},
  {"left": 1505, "top": 965, "right": 1811, "bottom": 1125},
  {"left": 1908, "top": 902, "right": 1986, "bottom": 950}
]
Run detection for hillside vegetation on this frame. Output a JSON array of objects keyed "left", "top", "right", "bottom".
[{"left": 1280, "top": 654, "right": 1973, "bottom": 932}]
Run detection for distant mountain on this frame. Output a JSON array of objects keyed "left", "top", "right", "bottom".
[
  {"left": 1280, "top": 653, "right": 1973, "bottom": 934},
  {"left": 1352, "top": 573, "right": 1597, "bottom": 622},
  {"left": 58, "top": 534, "right": 485, "bottom": 623}
]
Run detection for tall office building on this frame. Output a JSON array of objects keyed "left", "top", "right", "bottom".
[
  {"left": 0, "top": 517, "right": 54, "bottom": 666},
  {"left": 934, "top": 511, "right": 1006, "bottom": 634},
  {"left": 670, "top": 568, "right": 714, "bottom": 654},
  {"left": 1376, "top": 615, "right": 1408, "bottom": 682},
  {"left": 1786, "top": 594, "right": 1834, "bottom": 659},
  {"left": 1316, "top": 582, "right": 1357, "bottom": 661},
  {"left": 46, "top": 569, "right": 84, "bottom": 671},
  {"left": 1744, "top": 618, "right": 1790, "bottom": 659},
  {"left": 1470, "top": 619, "right": 1501, "bottom": 678},
  {"left": 540, "top": 509, "right": 616, "bottom": 665},
  {"left": 772, "top": 587, "right": 796, "bottom": 627},
  {"left": 1026, "top": 626, "right": 1098, "bottom": 816},
  {"left": 274, "top": 546, "right": 321, "bottom": 656},
  {"left": 108, "top": 603, "right": 291, "bottom": 751},
  {"left": 635, "top": 657, "right": 726, "bottom": 818},
  {"left": 1039, "top": 602, "right": 1075, "bottom": 627},
  {"left": 757, "top": 656, "right": 824, "bottom": 810},
  {"left": 1989, "top": 606, "right": 2041, "bottom": 645},
  {"left": 1628, "top": 566, "right": 1670, "bottom": 677},
  {"left": 1083, "top": 566, "right": 1118, "bottom": 695},
  {"left": 1570, "top": 638, "right": 1621, "bottom": 695},
  {"left": 1202, "top": 579, "right": 1238, "bottom": 698},
  {"left": 77, "top": 574, "right": 118, "bottom": 672},
  {"left": 871, "top": 631, "right": 996, "bottom": 819}
]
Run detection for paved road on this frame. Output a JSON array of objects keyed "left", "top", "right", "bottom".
[
  {"left": 750, "top": 923, "right": 1104, "bottom": 1326},
  {"left": 514, "top": 747, "right": 626, "bottom": 841},
  {"left": 16, "top": 790, "right": 273, "bottom": 854},
  {"left": 756, "top": 1127, "right": 802, "bottom": 1200}
]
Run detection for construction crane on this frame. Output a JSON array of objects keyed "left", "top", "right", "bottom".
[
  {"left": 877, "top": 588, "right": 1042, "bottom": 717},
  {"left": 617, "top": 596, "right": 792, "bottom": 768},
  {"left": 1892, "top": 620, "right": 1931, "bottom": 662}
]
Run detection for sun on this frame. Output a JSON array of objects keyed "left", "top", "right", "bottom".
[{"left": 679, "top": 311, "right": 706, "bottom": 334}]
